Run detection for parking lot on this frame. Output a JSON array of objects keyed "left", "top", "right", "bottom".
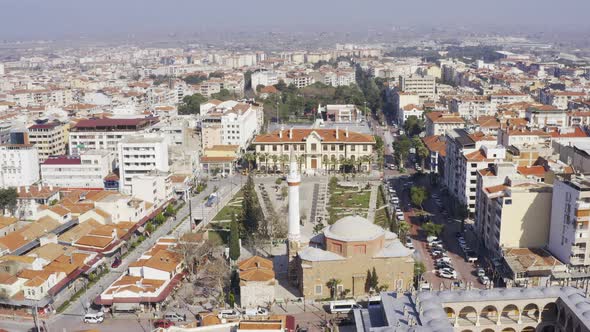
[{"left": 384, "top": 174, "right": 487, "bottom": 291}]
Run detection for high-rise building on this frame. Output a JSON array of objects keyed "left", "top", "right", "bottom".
[{"left": 0, "top": 144, "right": 40, "bottom": 188}]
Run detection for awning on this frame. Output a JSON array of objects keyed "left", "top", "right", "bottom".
[{"left": 113, "top": 302, "right": 140, "bottom": 311}]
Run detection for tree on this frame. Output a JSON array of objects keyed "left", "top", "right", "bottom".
[
  {"left": 392, "top": 136, "right": 412, "bottom": 168},
  {"left": 410, "top": 186, "right": 428, "bottom": 209},
  {"left": 0, "top": 188, "right": 17, "bottom": 215},
  {"left": 154, "top": 212, "right": 166, "bottom": 225},
  {"left": 165, "top": 204, "right": 175, "bottom": 216},
  {"left": 211, "top": 89, "right": 232, "bottom": 101},
  {"left": 229, "top": 213, "right": 240, "bottom": 262},
  {"left": 397, "top": 222, "right": 411, "bottom": 243},
  {"left": 423, "top": 222, "right": 444, "bottom": 237},
  {"left": 259, "top": 153, "right": 270, "bottom": 173},
  {"left": 145, "top": 222, "right": 154, "bottom": 235},
  {"left": 404, "top": 115, "right": 425, "bottom": 137},
  {"left": 270, "top": 155, "right": 278, "bottom": 173},
  {"left": 178, "top": 93, "right": 207, "bottom": 115},
  {"left": 371, "top": 267, "right": 379, "bottom": 291},
  {"left": 241, "top": 175, "right": 263, "bottom": 235},
  {"left": 182, "top": 74, "right": 207, "bottom": 85},
  {"left": 244, "top": 152, "right": 256, "bottom": 171},
  {"left": 279, "top": 155, "right": 289, "bottom": 174},
  {"left": 364, "top": 269, "right": 372, "bottom": 293},
  {"left": 326, "top": 278, "right": 341, "bottom": 299}
]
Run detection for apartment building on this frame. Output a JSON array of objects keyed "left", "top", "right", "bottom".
[
  {"left": 200, "top": 100, "right": 263, "bottom": 150},
  {"left": 69, "top": 117, "right": 159, "bottom": 155},
  {"left": 398, "top": 74, "right": 436, "bottom": 100},
  {"left": 27, "top": 121, "right": 68, "bottom": 162},
  {"left": 444, "top": 129, "right": 499, "bottom": 212},
  {"left": 490, "top": 91, "right": 532, "bottom": 107},
  {"left": 525, "top": 105, "right": 568, "bottom": 127},
  {"left": 540, "top": 89, "right": 587, "bottom": 109},
  {"left": 476, "top": 164, "right": 553, "bottom": 260},
  {"left": 41, "top": 151, "right": 112, "bottom": 189},
  {"left": 424, "top": 112, "right": 466, "bottom": 136},
  {"left": 117, "top": 135, "right": 169, "bottom": 194},
  {"left": 393, "top": 91, "right": 420, "bottom": 124},
  {"left": 0, "top": 144, "right": 40, "bottom": 188},
  {"left": 549, "top": 176, "right": 590, "bottom": 267},
  {"left": 6, "top": 88, "right": 74, "bottom": 107},
  {"left": 285, "top": 72, "right": 315, "bottom": 88},
  {"left": 251, "top": 71, "right": 283, "bottom": 87},
  {"left": 252, "top": 128, "right": 375, "bottom": 174},
  {"left": 450, "top": 95, "right": 494, "bottom": 119},
  {"left": 498, "top": 128, "right": 552, "bottom": 148}
]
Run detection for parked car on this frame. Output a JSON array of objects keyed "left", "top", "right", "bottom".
[
  {"left": 245, "top": 307, "right": 269, "bottom": 317},
  {"left": 164, "top": 313, "right": 186, "bottom": 322},
  {"left": 111, "top": 257, "right": 121, "bottom": 268},
  {"left": 476, "top": 268, "right": 486, "bottom": 277},
  {"left": 84, "top": 312, "right": 104, "bottom": 324},
  {"left": 153, "top": 319, "right": 174, "bottom": 328},
  {"left": 405, "top": 239, "right": 414, "bottom": 249},
  {"left": 436, "top": 261, "right": 453, "bottom": 269},
  {"left": 437, "top": 269, "right": 457, "bottom": 279},
  {"left": 218, "top": 309, "right": 241, "bottom": 320},
  {"left": 479, "top": 275, "right": 490, "bottom": 285},
  {"left": 436, "top": 257, "right": 451, "bottom": 264}
]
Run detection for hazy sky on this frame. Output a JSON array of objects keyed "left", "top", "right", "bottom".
[{"left": 1, "top": 0, "right": 590, "bottom": 40}]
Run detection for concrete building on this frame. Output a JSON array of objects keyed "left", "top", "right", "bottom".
[
  {"left": 69, "top": 117, "right": 159, "bottom": 155},
  {"left": 0, "top": 144, "right": 40, "bottom": 188},
  {"left": 252, "top": 128, "right": 376, "bottom": 174},
  {"left": 130, "top": 171, "right": 172, "bottom": 206},
  {"left": 200, "top": 100, "right": 263, "bottom": 150},
  {"left": 41, "top": 151, "right": 112, "bottom": 189},
  {"left": 354, "top": 287, "right": 590, "bottom": 331},
  {"left": 444, "top": 129, "right": 499, "bottom": 213},
  {"left": 540, "top": 89, "right": 587, "bottom": 109},
  {"left": 450, "top": 95, "right": 494, "bottom": 119},
  {"left": 549, "top": 176, "right": 590, "bottom": 267},
  {"left": 117, "top": 135, "right": 169, "bottom": 194},
  {"left": 27, "top": 121, "right": 67, "bottom": 162},
  {"left": 251, "top": 71, "right": 283, "bottom": 88},
  {"left": 525, "top": 105, "right": 568, "bottom": 127},
  {"left": 296, "top": 216, "right": 414, "bottom": 299},
  {"left": 476, "top": 166, "right": 553, "bottom": 260},
  {"left": 393, "top": 92, "right": 420, "bottom": 124},
  {"left": 425, "top": 112, "right": 466, "bottom": 137},
  {"left": 399, "top": 74, "right": 436, "bottom": 100},
  {"left": 324, "top": 104, "right": 362, "bottom": 123},
  {"left": 238, "top": 256, "right": 276, "bottom": 309}
]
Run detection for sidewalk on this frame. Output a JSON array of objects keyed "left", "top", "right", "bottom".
[{"left": 366, "top": 184, "right": 379, "bottom": 222}]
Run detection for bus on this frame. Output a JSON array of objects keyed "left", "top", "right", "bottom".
[{"left": 329, "top": 300, "right": 361, "bottom": 314}]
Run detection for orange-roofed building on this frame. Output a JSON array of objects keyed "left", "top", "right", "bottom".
[
  {"left": 252, "top": 128, "right": 375, "bottom": 174},
  {"left": 238, "top": 256, "right": 276, "bottom": 308},
  {"left": 425, "top": 112, "right": 465, "bottom": 136}
]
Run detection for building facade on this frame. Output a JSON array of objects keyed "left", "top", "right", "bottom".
[
  {"left": 252, "top": 128, "right": 375, "bottom": 174},
  {"left": 117, "top": 135, "right": 169, "bottom": 194},
  {"left": 27, "top": 121, "right": 67, "bottom": 162},
  {"left": 0, "top": 144, "right": 40, "bottom": 188}
]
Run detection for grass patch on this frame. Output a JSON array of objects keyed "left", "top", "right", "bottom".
[
  {"left": 212, "top": 190, "right": 244, "bottom": 221},
  {"left": 327, "top": 184, "right": 371, "bottom": 224}
]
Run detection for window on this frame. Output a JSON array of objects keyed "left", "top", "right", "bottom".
[
  {"left": 504, "top": 199, "right": 512, "bottom": 205},
  {"left": 354, "top": 245, "right": 366, "bottom": 254},
  {"left": 272, "top": 145, "right": 277, "bottom": 152},
  {"left": 259, "top": 145, "right": 265, "bottom": 151},
  {"left": 331, "top": 145, "right": 336, "bottom": 151},
  {"left": 323, "top": 145, "right": 328, "bottom": 151},
  {"left": 300, "top": 144, "right": 305, "bottom": 151},
  {"left": 315, "top": 285, "right": 323, "bottom": 295},
  {"left": 351, "top": 145, "right": 356, "bottom": 152},
  {"left": 311, "top": 143, "right": 317, "bottom": 151},
  {"left": 332, "top": 243, "right": 343, "bottom": 254},
  {"left": 339, "top": 145, "right": 344, "bottom": 151},
  {"left": 363, "top": 145, "right": 368, "bottom": 152}
]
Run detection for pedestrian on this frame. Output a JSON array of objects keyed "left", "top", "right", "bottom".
[{"left": 183, "top": 313, "right": 186, "bottom": 321}]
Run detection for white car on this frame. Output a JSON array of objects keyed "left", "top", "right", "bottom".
[
  {"left": 84, "top": 312, "right": 104, "bottom": 324},
  {"left": 437, "top": 269, "right": 457, "bottom": 279},
  {"left": 479, "top": 276, "right": 490, "bottom": 285},
  {"left": 245, "top": 307, "right": 269, "bottom": 317},
  {"left": 436, "top": 257, "right": 451, "bottom": 264},
  {"left": 218, "top": 309, "right": 241, "bottom": 320},
  {"left": 405, "top": 239, "right": 414, "bottom": 249}
]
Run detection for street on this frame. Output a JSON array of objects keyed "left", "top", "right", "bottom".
[{"left": 2, "top": 175, "right": 244, "bottom": 332}]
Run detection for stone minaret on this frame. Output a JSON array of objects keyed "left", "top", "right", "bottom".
[{"left": 287, "top": 151, "right": 301, "bottom": 282}]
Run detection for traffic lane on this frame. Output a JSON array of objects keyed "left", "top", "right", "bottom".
[{"left": 423, "top": 191, "right": 483, "bottom": 289}]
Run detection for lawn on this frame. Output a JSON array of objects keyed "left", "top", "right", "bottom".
[
  {"left": 374, "top": 185, "right": 391, "bottom": 229},
  {"left": 327, "top": 185, "right": 371, "bottom": 224},
  {"left": 208, "top": 229, "right": 229, "bottom": 245},
  {"left": 212, "top": 190, "right": 243, "bottom": 221}
]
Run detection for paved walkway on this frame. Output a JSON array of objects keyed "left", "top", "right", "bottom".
[{"left": 366, "top": 184, "right": 379, "bottom": 222}]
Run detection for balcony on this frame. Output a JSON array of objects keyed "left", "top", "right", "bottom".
[{"left": 571, "top": 246, "right": 587, "bottom": 255}]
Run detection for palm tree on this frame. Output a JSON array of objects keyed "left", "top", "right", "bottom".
[
  {"left": 322, "top": 156, "right": 329, "bottom": 174},
  {"left": 271, "top": 155, "right": 279, "bottom": 173},
  {"left": 296, "top": 154, "right": 306, "bottom": 172},
  {"left": 260, "top": 152, "right": 270, "bottom": 173},
  {"left": 326, "top": 278, "right": 342, "bottom": 299},
  {"left": 329, "top": 157, "right": 338, "bottom": 175},
  {"left": 397, "top": 221, "right": 411, "bottom": 243},
  {"left": 244, "top": 152, "right": 256, "bottom": 171},
  {"left": 338, "top": 155, "right": 347, "bottom": 173},
  {"left": 279, "top": 155, "right": 289, "bottom": 174}
]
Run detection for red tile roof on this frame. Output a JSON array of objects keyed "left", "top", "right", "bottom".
[{"left": 253, "top": 129, "right": 375, "bottom": 144}]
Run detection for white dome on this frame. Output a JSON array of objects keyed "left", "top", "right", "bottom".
[{"left": 324, "top": 215, "right": 385, "bottom": 242}]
